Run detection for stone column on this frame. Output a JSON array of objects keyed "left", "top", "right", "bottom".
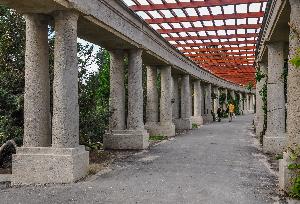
[
  {"left": 223, "top": 89, "right": 228, "bottom": 111},
  {"left": 213, "top": 87, "right": 219, "bottom": 115},
  {"left": 13, "top": 11, "right": 89, "bottom": 185},
  {"left": 245, "top": 94, "right": 250, "bottom": 114},
  {"left": 145, "top": 66, "right": 158, "bottom": 135},
  {"left": 191, "top": 79, "right": 203, "bottom": 126},
  {"left": 104, "top": 49, "right": 149, "bottom": 150},
  {"left": 249, "top": 94, "right": 254, "bottom": 112},
  {"left": 174, "top": 75, "right": 192, "bottom": 129},
  {"left": 23, "top": 14, "right": 51, "bottom": 147},
  {"left": 204, "top": 83, "right": 213, "bottom": 123},
  {"left": 230, "top": 90, "right": 236, "bottom": 101},
  {"left": 279, "top": 0, "right": 300, "bottom": 192},
  {"left": 159, "top": 66, "right": 175, "bottom": 136},
  {"left": 263, "top": 42, "right": 286, "bottom": 154},
  {"left": 172, "top": 75, "right": 180, "bottom": 119},
  {"left": 127, "top": 49, "right": 144, "bottom": 130},
  {"left": 52, "top": 12, "right": 80, "bottom": 148},
  {"left": 256, "top": 63, "right": 267, "bottom": 138},
  {"left": 109, "top": 50, "right": 125, "bottom": 130},
  {"left": 239, "top": 93, "right": 244, "bottom": 115}
]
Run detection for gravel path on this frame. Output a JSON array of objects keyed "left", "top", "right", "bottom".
[{"left": 0, "top": 115, "right": 285, "bottom": 204}]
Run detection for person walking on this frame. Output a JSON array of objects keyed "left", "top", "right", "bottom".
[{"left": 228, "top": 101, "right": 235, "bottom": 122}]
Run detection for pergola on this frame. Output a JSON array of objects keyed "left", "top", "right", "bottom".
[{"left": 124, "top": 0, "right": 268, "bottom": 85}]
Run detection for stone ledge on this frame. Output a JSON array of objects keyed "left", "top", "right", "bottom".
[
  {"left": 12, "top": 146, "right": 89, "bottom": 185},
  {"left": 145, "top": 122, "right": 175, "bottom": 137},
  {"left": 263, "top": 133, "right": 286, "bottom": 154},
  {"left": 174, "top": 118, "right": 192, "bottom": 130},
  {"left": 190, "top": 116, "right": 203, "bottom": 126},
  {"left": 104, "top": 129, "right": 149, "bottom": 150}
]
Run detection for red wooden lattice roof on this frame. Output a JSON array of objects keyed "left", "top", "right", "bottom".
[{"left": 123, "top": 0, "right": 268, "bottom": 85}]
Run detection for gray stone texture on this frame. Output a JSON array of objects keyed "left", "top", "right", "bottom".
[
  {"left": 171, "top": 75, "right": 180, "bottom": 119},
  {"left": 279, "top": 0, "right": 300, "bottom": 191},
  {"left": 286, "top": 0, "right": 300, "bottom": 149},
  {"left": 213, "top": 87, "right": 220, "bottom": 115},
  {"left": 127, "top": 49, "right": 145, "bottom": 130},
  {"left": 52, "top": 11, "right": 80, "bottom": 148},
  {"left": 239, "top": 93, "right": 244, "bottom": 115},
  {"left": 191, "top": 80, "right": 203, "bottom": 126},
  {"left": 12, "top": 146, "right": 89, "bottom": 185},
  {"left": 264, "top": 42, "right": 286, "bottom": 154},
  {"left": 103, "top": 130, "right": 149, "bottom": 150},
  {"left": 181, "top": 75, "right": 191, "bottom": 119},
  {"left": 176, "top": 75, "right": 192, "bottom": 130},
  {"left": 146, "top": 66, "right": 158, "bottom": 124},
  {"left": 204, "top": 83, "right": 213, "bottom": 123},
  {"left": 256, "top": 62, "right": 267, "bottom": 137},
  {"left": 145, "top": 66, "right": 159, "bottom": 136},
  {"left": 159, "top": 66, "right": 175, "bottom": 136},
  {"left": 23, "top": 14, "right": 51, "bottom": 147},
  {"left": 109, "top": 50, "right": 125, "bottom": 130}
]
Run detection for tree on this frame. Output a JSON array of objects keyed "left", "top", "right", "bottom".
[{"left": 0, "top": 6, "right": 25, "bottom": 145}]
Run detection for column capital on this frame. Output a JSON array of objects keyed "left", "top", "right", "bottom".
[{"left": 52, "top": 10, "right": 79, "bottom": 21}]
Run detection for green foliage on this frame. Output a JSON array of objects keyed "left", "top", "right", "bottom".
[
  {"left": 259, "top": 82, "right": 267, "bottom": 144},
  {"left": 0, "top": 7, "right": 111, "bottom": 148},
  {"left": 275, "top": 154, "right": 283, "bottom": 160},
  {"left": 290, "top": 177, "right": 300, "bottom": 198},
  {"left": 0, "top": 6, "right": 25, "bottom": 145},
  {"left": 78, "top": 48, "right": 111, "bottom": 146},
  {"left": 192, "top": 123, "right": 198, "bottom": 129},
  {"left": 149, "top": 135, "right": 167, "bottom": 141},
  {"left": 211, "top": 92, "right": 217, "bottom": 100},
  {"left": 290, "top": 48, "right": 300, "bottom": 68},
  {"left": 246, "top": 81, "right": 254, "bottom": 91},
  {"left": 255, "top": 69, "right": 266, "bottom": 82},
  {"left": 287, "top": 145, "right": 300, "bottom": 199},
  {"left": 219, "top": 93, "right": 226, "bottom": 106}
]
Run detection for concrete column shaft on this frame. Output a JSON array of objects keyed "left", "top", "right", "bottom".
[
  {"left": 109, "top": 50, "right": 125, "bottom": 130},
  {"left": 230, "top": 90, "right": 235, "bottom": 101},
  {"left": 52, "top": 11, "right": 79, "bottom": 148},
  {"left": 160, "top": 66, "right": 172, "bottom": 123},
  {"left": 172, "top": 76, "right": 180, "bottom": 119},
  {"left": 181, "top": 75, "right": 191, "bottom": 119},
  {"left": 23, "top": 14, "right": 51, "bottom": 147},
  {"left": 287, "top": 0, "right": 300, "bottom": 147},
  {"left": 127, "top": 49, "right": 144, "bottom": 130},
  {"left": 146, "top": 66, "right": 158, "bottom": 123},
  {"left": 205, "top": 84, "right": 212, "bottom": 114},
  {"left": 266, "top": 42, "right": 285, "bottom": 134},
  {"left": 193, "top": 80, "right": 202, "bottom": 116}
]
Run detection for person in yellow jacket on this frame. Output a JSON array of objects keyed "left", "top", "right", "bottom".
[{"left": 228, "top": 102, "right": 235, "bottom": 122}]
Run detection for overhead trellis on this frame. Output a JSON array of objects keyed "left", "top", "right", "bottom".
[{"left": 123, "top": 0, "right": 268, "bottom": 85}]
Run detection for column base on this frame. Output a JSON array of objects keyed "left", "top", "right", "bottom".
[
  {"left": 279, "top": 152, "right": 293, "bottom": 192},
  {"left": 190, "top": 116, "right": 203, "bottom": 126},
  {"left": 203, "top": 115, "right": 213, "bottom": 124},
  {"left": 12, "top": 146, "right": 89, "bottom": 185},
  {"left": 145, "top": 122, "right": 175, "bottom": 137},
  {"left": 104, "top": 129, "right": 149, "bottom": 150},
  {"left": 263, "top": 132, "right": 286, "bottom": 154},
  {"left": 174, "top": 118, "right": 192, "bottom": 130}
]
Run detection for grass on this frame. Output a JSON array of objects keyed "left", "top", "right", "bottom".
[
  {"left": 192, "top": 123, "right": 198, "bottom": 129},
  {"left": 149, "top": 135, "right": 167, "bottom": 141},
  {"left": 275, "top": 154, "right": 283, "bottom": 160}
]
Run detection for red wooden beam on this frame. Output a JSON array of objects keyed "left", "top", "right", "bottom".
[
  {"left": 130, "top": 0, "right": 268, "bottom": 11},
  {"left": 181, "top": 46, "right": 256, "bottom": 52},
  {"left": 166, "top": 33, "right": 257, "bottom": 41},
  {"left": 175, "top": 40, "right": 257, "bottom": 48},
  {"left": 145, "top": 12, "right": 264, "bottom": 24},
  {"left": 185, "top": 51, "right": 255, "bottom": 57},
  {"left": 157, "top": 24, "right": 261, "bottom": 34}
]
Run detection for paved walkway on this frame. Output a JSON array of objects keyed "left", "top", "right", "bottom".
[{"left": 1, "top": 115, "right": 282, "bottom": 204}]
